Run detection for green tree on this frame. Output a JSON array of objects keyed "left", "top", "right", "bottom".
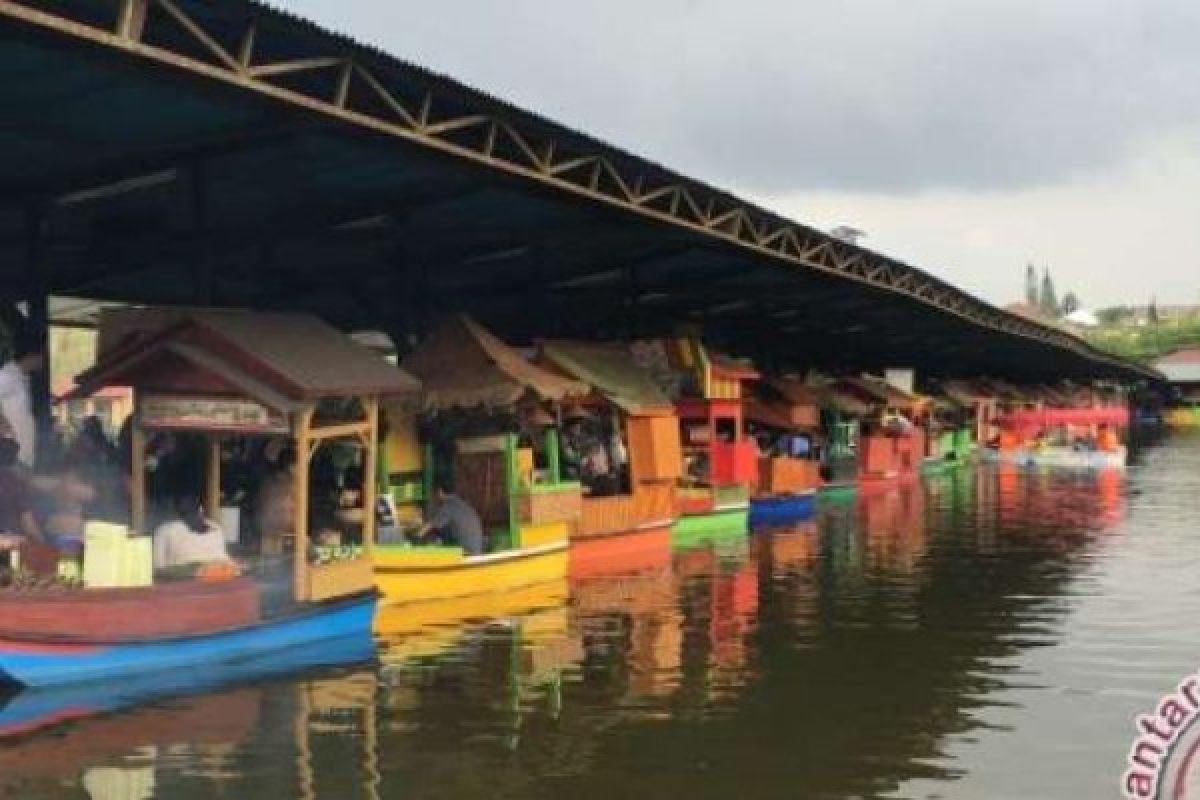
[
  {"left": 1148, "top": 298, "right": 1160, "bottom": 324},
  {"left": 1096, "top": 306, "right": 1134, "bottom": 325},
  {"left": 1025, "top": 263, "right": 1038, "bottom": 306},
  {"left": 1061, "top": 291, "right": 1080, "bottom": 315},
  {"left": 1040, "top": 268, "right": 1059, "bottom": 317}
]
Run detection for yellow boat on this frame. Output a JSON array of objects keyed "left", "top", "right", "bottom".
[
  {"left": 1166, "top": 406, "right": 1200, "bottom": 428},
  {"left": 373, "top": 579, "right": 569, "bottom": 660},
  {"left": 373, "top": 521, "right": 570, "bottom": 605},
  {"left": 373, "top": 317, "right": 590, "bottom": 606}
]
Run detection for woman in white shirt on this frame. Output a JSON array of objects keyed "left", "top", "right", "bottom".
[
  {"left": 0, "top": 308, "right": 43, "bottom": 469},
  {"left": 153, "top": 495, "right": 231, "bottom": 571}
]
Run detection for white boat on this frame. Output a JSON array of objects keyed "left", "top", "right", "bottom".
[{"left": 982, "top": 446, "right": 1126, "bottom": 470}]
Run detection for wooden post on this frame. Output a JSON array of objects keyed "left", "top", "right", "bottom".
[
  {"left": 545, "top": 427, "right": 561, "bottom": 484},
  {"left": 361, "top": 396, "right": 379, "bottom": 556},
  {"left": 131, "top": 420, "right": 146, "bottom": 534},
  {"left": 292, "top": 407, "right": 313, "bottom": 603},
  {"left": 422, "top": 442, "right": 434, "bottom": 515},
  {"left": 24, "top": 207, "right": 50, "bottom": 457},
  {"left": 505, "top": 433, "right": 519, "bottom": 548},
  {"left": 205, "top": 436, "right": 221, "bottom": 519}
]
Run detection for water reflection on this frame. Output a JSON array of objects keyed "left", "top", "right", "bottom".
[{"left": 0, "top": 442, "right": 1176, "bottom": 800}]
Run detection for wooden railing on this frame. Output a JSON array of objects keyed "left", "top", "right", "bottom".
[
  {"left": 577, "top": 482, "right": 677, "bottom": 539},
  {"left": 757, "top": 457, "right": 821, "bottom": 495}
]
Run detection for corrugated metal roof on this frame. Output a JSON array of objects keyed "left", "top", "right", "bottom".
[{"left": 0, "top": 0, "right": 1164, "bottom": 385}]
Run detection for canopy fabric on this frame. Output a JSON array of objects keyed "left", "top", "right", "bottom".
[
  {"left": 745, "top": 399, "right": 799, "bottom": 430},
  {"left": 538, "top": 340, "right": 674, "bottom": 416},
  {"left": 837, "top": 376, "right": 924, "bottom": 412},
  {"left": 973, "top": 378, "right": 1025, "bottom": 403},
  {"left": 817, "top": 386, "right": 872, "bottom": 417},
  {"left": 81, "top": 309, "right": 419, "bottom": 402},
  {"left": 941, "top": 380, "right": 986, "bottom": 407},
  {"left": 764, "top": 377, "right": 821, "bottom": 407},
  {"left": 709, "top": 355, "right": 760, "bottom": 382},
  {"left": 402, "top": 316, "right": 587, "bottom": 412}
]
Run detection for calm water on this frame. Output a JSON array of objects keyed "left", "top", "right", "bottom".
[{"left": 3, "top": 433, "right": 1199, "bottom": 800}]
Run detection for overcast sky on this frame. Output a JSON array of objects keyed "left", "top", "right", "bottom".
[{"left": 289, "top": 0, "right": 1200, "bottom": 309}]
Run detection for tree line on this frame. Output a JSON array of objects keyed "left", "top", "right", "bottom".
[{"left": 1024, "top": 264, "right": 1080, "bottom": 318}]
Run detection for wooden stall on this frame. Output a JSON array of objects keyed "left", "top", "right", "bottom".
[
  {"left": 0, "top": 309, "right": 417, "bottom": 688},
  {"left": 374, "top": 316, "right": 586, "bottom": 604},
  {"left": 539, "top": 340, "right": 682, "bottom": 545},
  {"left": 745, "top": 377, "right": 823, "bottom": 497},
  {"left": 836, "top": 376, "right": 928, "bottom": 484}
]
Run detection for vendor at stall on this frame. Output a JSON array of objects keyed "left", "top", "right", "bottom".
[
  {"left": 414, "top": 480, "right": 484, "bottom": 556},
  {"left": 0, "top": 308, "right": 43, "bottom": 469},
  {"left": 153, "top": 494, "right": 233, "bottom": 571}
]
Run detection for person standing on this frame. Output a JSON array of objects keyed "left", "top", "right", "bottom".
[{"left": 0, "top": 309, "right": 43, "bottom": 470}]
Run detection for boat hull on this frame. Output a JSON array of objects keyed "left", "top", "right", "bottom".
[
  {"left": 983, "top": 447, "right": 1126, "bottom": 470},
  {"left": 0, "top": 594, "right": 376, "bottom": 689},
  {"left": 920, "top": 457, "right": 953, "bottom": 476},
  {"left": 0, "top": 632, "right": 374, "bottom": 738},
  {"left": 1166, "top": 408, "right": 1200, "bottom": 428},
  {"left": 569, "top": 523, "right": 672, "bottom": 580},
  {"left": 672, "top": 506, "right": 749, "bottom": 549},
  {"left": 373, "top": 542, "right": 568, "bottom": 604},
  {"left": 748, "top": 492, "right": 816, "bottom": 526},
  {"left": 817, "top": 481, "right": 859, "bottom": 502}
]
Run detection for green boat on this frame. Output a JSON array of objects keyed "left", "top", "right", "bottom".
[
  {"left": 671, "top": 507, "right": 750, "bottom": 550},
  {"left": 817, "top": 481, "right": 859, "bottom": 503}
]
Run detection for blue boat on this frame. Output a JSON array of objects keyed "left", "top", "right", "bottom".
[
  {"left": 0, "top": 593, "right": 377, "bottom": 689},
  {"left": 748, "top": 491, "right": 817, "bottom": 526},
  {"left": 0, "top": 626, "right": 375, "bottom": 737}
]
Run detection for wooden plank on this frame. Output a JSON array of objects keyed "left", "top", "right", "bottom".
[
  {"left": 131, "top": 420, "right": 146, "bottom": 534},
  {"left": 205, "top": 436, "right": 221, "bottom": 518},
  {"left": 308, "top": 419, "right": 371, "bottom": 442},
  {"left": 361, "top": 396, "right": 379, "bottom": 554},
  {"left": 292, "top": 407, "right": 313, "bottom": 602}
]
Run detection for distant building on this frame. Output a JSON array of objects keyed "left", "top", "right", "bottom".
[
  {"left": 1155, "top": 348, "right": 1200, "bottom": 402},
  {"left": 1003, "top": 302, "right": 1046, "bottom": 321},
  {"left": 1064, "top": 308, "right": 1099, "bottom": 327}
]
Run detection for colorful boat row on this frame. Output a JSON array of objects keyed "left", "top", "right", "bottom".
[{"left": 0, "top": 309, "right": 1132, "bottom": 689}]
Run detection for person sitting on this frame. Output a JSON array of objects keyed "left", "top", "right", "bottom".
[
  {"left": 414, "top": 480, "right": 484, "bottom": 556},
  {"left": 153, "top": 494, "right": 232, "bottom": 572},
  {"left": 0, "top": 436, "right": 40, "bottom": 543},
  {"left": 32, "top": 462, "right": 96, "bottom": 555},
  {"left": 253, "top": 440, "right": 295, "bottom": 556}
]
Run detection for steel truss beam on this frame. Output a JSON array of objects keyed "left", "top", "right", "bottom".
[{"left": 0, "top": 0, "right": 1156, "bottom": 380}]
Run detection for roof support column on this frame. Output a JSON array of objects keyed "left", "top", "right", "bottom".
[{"left": 23, "top": 206, "right": 51, "bottom": 449}]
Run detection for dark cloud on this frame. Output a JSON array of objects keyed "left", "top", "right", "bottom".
[{"left": 288, "top": 0, "right": 1200, "bottom": 194}]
